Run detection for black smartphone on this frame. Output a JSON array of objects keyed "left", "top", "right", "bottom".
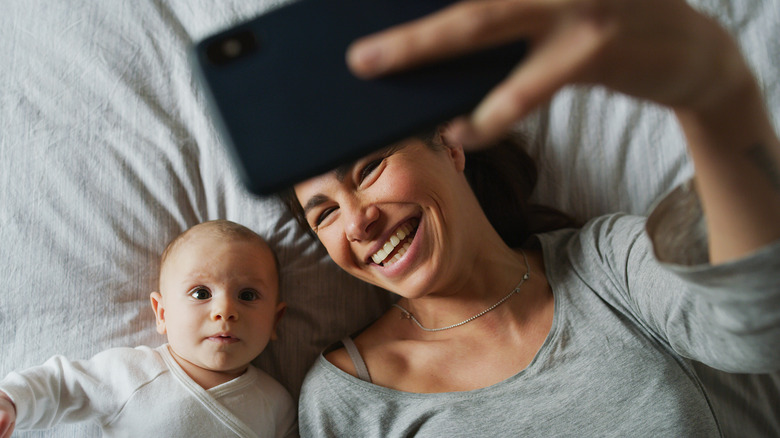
[{"left": 191, "top": 0, "right": 527, "bottom": 195}]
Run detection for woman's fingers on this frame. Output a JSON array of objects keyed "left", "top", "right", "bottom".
[
  {"left": 452, "top": 11, "right": 607, "bottom": 147},
  {"left": 347, "top": 0, "right": 557, "bottom": 78},
  {"left": 347, "top": 0, "right": 576, "bottom": 149},
  {"left": 347, "top": 0, "right": 745, "bottom": 147}
]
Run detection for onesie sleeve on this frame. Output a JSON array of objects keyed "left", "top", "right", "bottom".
[{"left": 0, "top": 346, "right": 166, "bottom": 431}]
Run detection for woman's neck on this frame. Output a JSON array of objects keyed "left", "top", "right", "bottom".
[{"left": 397, "top": 238, "right": 536, "bottom": 332}]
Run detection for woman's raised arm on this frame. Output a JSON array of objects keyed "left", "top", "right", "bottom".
[{"left": 347, "top": 0, "right": 780, "bottom": 263}]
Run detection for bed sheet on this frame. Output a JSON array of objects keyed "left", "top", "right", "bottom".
[{"left": 0, "top": 0, "right": 777, "bottom": 437}]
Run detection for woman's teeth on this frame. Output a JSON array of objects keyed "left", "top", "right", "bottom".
[{"left": 371, "top": 221, "right": 417, "bottom": 265}]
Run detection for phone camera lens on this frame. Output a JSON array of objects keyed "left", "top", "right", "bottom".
[
  {"left": 222, "top": 39, "right": 243, "bottom": 58},
  {"left": 206, "top": 30, "right": 259, "bottom": 66}
]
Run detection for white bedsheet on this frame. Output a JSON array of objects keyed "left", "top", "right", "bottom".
[{"left": 1, "top": 1, "right": 777, "bottom": 436}]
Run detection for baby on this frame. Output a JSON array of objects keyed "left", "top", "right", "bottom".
[{"left": 0, "top": 220, "right": 296, "bottom": 437}]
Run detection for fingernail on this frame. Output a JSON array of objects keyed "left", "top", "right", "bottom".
[
  {"left": 449, "top": 118, "right": 481, "bottom": 149},
  {"left": 472, "top": 96, "right": 503, "bottom": 129},
  {"left": 470, "top": 95, "right": 520, "bottom": 145},
  {"left": 347, "top": 41, "right": 384, "bottom": 77}
]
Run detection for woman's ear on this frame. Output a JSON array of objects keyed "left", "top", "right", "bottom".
[
  {"left": 438, "top": 123, "right": 466, "bottom": 172},
  {"left": 150, "top": 292, "right": 167, "bottom": 335}
]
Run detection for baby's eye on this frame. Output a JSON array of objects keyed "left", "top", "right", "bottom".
[
  {"left": 189, "top": 287, "right": 211, "bottom": 300},
  {"left": 238, "top": 289, "right": 259, "bottom": 301}
]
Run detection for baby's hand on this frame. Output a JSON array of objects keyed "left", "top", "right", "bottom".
[{"left": 0, "top": 391, "right": 16, "bottom": 438}]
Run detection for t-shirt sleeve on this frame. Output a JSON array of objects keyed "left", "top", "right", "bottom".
[
  {"left": 555, "top": 181, "right": 780, "bottom": 373},
  {"left": 646, "top": 180, "right": 780, "bottom": 372}
]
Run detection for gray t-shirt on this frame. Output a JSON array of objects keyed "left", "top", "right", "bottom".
[{"left": 299, "top": 185, "right": 780, "bottom": 437}]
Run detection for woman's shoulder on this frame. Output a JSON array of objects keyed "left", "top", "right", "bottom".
[
  {"left": 535, "top": 213, "right": 648, "bottom": 271},
  {"left": 300, "top": 335, "right": 380, "bottom": 402},
  {"left": 325, "top": 314, "right": 390, "bottom": 367},
  {"left": 323, "top": 343, "right": 359, "bottom": 378},
  {"left": 316, "top": 311, "right": 407, "bottom": 384}
]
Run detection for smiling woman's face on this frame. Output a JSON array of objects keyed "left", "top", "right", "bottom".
[{"left": 293, "top": 138, "right": 483, "bottom": 299}]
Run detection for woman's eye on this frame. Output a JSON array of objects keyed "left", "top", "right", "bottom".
[
  {"left": 359, "top": 159, "right": 383, "bottom": 183},
  {"left": 315, "top": 206, "right": 337, "bottom": 226},
  {"left": 189, "top": 287, "right": 211, "bottom": 300},
  {"left": 239, "top": 289, "right": 259, "bottom": 301}
]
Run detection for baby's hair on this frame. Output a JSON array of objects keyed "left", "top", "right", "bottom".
[{"left": 159, "top": 220, "right": 280, "bottom": 289}]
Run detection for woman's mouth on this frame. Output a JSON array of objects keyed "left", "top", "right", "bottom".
[{"left": 371, "top": 219, "right": 419, "bottom": 266}]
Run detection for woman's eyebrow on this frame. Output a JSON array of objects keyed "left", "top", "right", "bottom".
[
  {"left": 302, "top": 194, "right": 330, "bottom": 217},
  {"left": 334, "top": 162, "right": 352, "bottom": 182},
  {"left": 301, "top": 160, "right": 356, "bottom": 217},
  {"left": 301, "top": 144, "right": 402, "bottom": 217}
]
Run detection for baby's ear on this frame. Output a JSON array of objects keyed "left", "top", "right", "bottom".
[
  {"left": 149, "top": 292, "right": 167, "bottom": 335},
  {"left": 270, "top": 302, "right": 287, "bottom": 341}
]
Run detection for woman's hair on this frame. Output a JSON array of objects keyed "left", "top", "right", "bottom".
[
  {"left": 458, "top": 132, "right": 577, "bottom": 246},
  {"left": 279, "top": 128, "right": 576, "bottom": 247}
]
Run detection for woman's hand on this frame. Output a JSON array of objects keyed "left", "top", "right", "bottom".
[
  {"left": 347, "top": 0, "right": 751, "bottom": 148},
  {"left": 348, "top": 0, "right": 780, "bottom": 262},
  {"left": 0, "top": 392, "right": 16, "bottom": 438}
]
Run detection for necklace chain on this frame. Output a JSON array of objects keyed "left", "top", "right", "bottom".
[{"left": 392, "top": 251, "right": 531, "bottom": 332}]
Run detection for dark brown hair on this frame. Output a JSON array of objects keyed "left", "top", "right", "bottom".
[
  {"left": 279, "top": 130, "right": 576, "bottom": 247},
  {"left": 460, "top": 133, "right": 577, "bottom": 246}
]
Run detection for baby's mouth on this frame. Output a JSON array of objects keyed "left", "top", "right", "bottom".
[
  {"left": 208, "top": 334, "right": 239, "bottom": 344},
  {"left": 371, "top": 219, "right": 419, "bottom": 266}
]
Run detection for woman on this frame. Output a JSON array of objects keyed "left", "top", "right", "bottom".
[{"left": 287, "top": 0, "right": 780, "bottom": 435}]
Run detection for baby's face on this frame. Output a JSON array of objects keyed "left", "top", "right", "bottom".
[{"left": 154, "top": 232, "right": 284, "bottom": 378}]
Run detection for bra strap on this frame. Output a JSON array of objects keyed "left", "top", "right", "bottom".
[{"left": 341, "top": 336, "right": 372, "bottom": 383}]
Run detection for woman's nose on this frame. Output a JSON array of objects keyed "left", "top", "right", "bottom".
[
  {"left": 344, "top": 203, "right": 379, "bottom": 242},
  {"left": 211, "top": 295, "right": 238, "bottom": 321}
]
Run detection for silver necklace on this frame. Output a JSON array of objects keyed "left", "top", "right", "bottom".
[{"left": 392, "top": 251, "right": 531, "bottom": 332}]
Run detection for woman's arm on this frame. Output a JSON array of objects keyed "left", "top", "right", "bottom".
[
  {"left": 674, "top": 81, "right": 780, "bottom": 263},
  {"left": 346, "top": 0, "right": 780, "bottom": 263}
]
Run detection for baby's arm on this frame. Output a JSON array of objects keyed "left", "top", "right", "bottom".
[
  {"left": 0, "top": 347, "right": 167, "bottom": 433},
  {"left": 0, "top": 390, "right": 15, "bottom": 438},
  {"left": 0, "top": 351, "right": 128, "bottom": 431}
]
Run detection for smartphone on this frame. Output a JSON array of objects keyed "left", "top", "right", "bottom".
[{"left": 191, "top": 0, "right": 527, "bottom": 195}]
